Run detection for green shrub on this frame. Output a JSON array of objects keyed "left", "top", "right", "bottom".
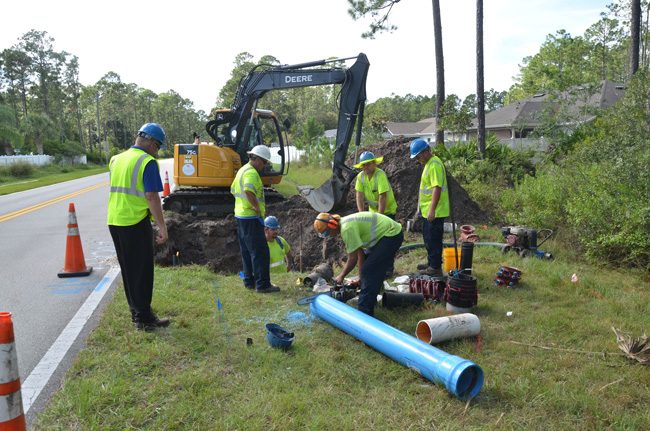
[
  {"left": 8, "top": 161, "right": 34, "bottom": 178},
  {"left": 499, "top": 164, "right": 569, "bottom": 229}
]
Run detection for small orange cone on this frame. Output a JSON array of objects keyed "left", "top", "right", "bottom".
[
  {"left": 57, "top": 203, "right": 92, "bottom": 278},
  {"left": 163, "top": 171, "right": 171, "bottom": 197},
  {"left": 0, "top": 312, "right": 26, "bottom": 431}
]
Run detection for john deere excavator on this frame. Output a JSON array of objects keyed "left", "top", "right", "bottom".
[{"left": 163, "top": 53, "right": 369, "bottom": 214}]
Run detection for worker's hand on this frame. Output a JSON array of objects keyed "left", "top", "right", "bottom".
[
  {"left": 155, "top": 228, "right": 168, "bottom": 245},
  {"left": 334, "top": 274, "right": 344, "bottom": 285},
  {"left": 426, "top": 210, "right": 436, "bottom": 223}
]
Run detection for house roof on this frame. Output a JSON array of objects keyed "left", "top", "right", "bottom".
[
  {"left": 469, "top": 80, "right": 626, "bottom": 130},
  {"left": 385, "top": 117, "right": 437, "bottom": 136}
]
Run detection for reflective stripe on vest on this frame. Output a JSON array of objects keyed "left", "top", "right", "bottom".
[
  {"left": 360, "top": 172, "right": 379, "bottom": 207},
  {"left": 109, "top": 153, "right": 149, "bottom": 198},
  {"left": 270, "top": 261, "right": 284, "bottom": 268},
  {"left": 419, "top": 157, "right": 447, "bottom": 196},
  {"left": 231, "top": 165, "right": 265, "bottom": 204},
  {"left": 341, "top": 213, "right": 379, "bottom": 249}
]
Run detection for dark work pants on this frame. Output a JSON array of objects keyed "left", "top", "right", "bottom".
[
  {"left": 422, "top": 216, "right": 445, "bottom": 269},
  {"left": 236, "top": 218, "right": 270, "bottom": 290},
  {"left": 358, "top": 231, "right": 404, "bottom": 316},
  {"left": 109, "top": 216, "right": 155, "bottom": 323}
]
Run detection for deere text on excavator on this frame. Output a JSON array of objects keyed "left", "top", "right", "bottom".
[{"left": 163, "top": 53, "right": 369, "bottom": 215}]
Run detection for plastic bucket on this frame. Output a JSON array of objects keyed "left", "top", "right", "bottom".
[{"left": 443, "top": 247, "right": 462, "bottom": 273}]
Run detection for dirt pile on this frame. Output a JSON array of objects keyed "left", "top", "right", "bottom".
[{"left": 155, "top": 138, "right": 489, "bottom": 274}]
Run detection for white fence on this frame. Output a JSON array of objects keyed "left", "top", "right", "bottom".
[{"left": 0, "top": 154, "right": 87, "bottom": 166}]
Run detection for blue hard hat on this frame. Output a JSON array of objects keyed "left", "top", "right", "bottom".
[
  {"left": 359, "top": 151, "right": 375, "bottom": 163},
  {"left": 409, "top": 138, "right": 430, "bottom": 159},
  {"left": 138, "top": 123, "right": 166, "bottom": 147},
  {"left": 264, "top": 216, "right": 280, "bottom": 229}
]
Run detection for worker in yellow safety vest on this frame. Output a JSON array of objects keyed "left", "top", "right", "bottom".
[
  {"left": 264, "top": 216, "right": 293, "bottom": 273},
  {"left": 231, "top": 145, "right": 280, "bottom": 293},
  {"left": 354, "top": 151, "right": 397, "bottom": 219},
  {"left": 409, "top": 138, "right": 450, "bottom": 277},
  {"left": 314, "top": 211, "right": 403, "bottom": 316},
  {"left": 107, "top": 123, "right": 170, "bottom": 331}
]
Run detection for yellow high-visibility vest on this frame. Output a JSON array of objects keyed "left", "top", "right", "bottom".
[
  {"left": 107, "top": 148, "right": 155, "bottom": 226},
  {"left": 231, "top": 163, "right": 265, "bottom": 218}
]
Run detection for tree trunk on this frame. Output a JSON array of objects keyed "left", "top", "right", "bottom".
[
  {"left": 432, "top": 0, "right": 445, "bottom": 146},
  {"left": 631, "top": 0, "right": 641, "bottom": 76},
  {"left": 476, "top": 0, "right": 486, "bottom": 157}
]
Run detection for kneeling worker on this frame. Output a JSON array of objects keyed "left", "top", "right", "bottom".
[
  {"left": 264, "top": 216, "right": 293, "bottom": 273},
  {"left": 354, "top": 151, "right": 397, "bottom": 219},
  {"left": 314, "top": 212, "right": 404, "bottom": 316}
]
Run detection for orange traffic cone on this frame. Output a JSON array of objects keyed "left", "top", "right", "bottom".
[
  {"left": 57, "top": 203, "right": 92, "bottom": 278},
  {"left": 163, "top": 171, "right": 171, "bottom": 197},
  {"left": 0, "top": 312, "right": 26, "bottom": 431}
]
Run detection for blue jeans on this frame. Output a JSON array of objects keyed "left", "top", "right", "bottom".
[
  {"left": 422, "top": 216, "right": 445, "bottom": 269},
  {"left": 236, "top": 218, "right": 270, "bottom": 290},
  {"left": 358, "top": 231, "right": 404, "bottom": 316}
]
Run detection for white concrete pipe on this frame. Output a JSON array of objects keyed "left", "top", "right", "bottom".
[{"left": 416, "top": 313, "right": 480, "bottom": 344}]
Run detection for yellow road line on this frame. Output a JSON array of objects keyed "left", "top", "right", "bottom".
[{"left": 0, "top": 182, "right": 108, "bottom": 223}]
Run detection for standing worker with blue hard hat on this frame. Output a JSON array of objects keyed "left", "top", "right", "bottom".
[
  {"left": 107, "top": 123, "right": 171, "bottom": 331},
  {"left": 264, "top": 216, "right": 294, "bottom": 274},
  {"left": 410, "top": 138, "right": 450, "bottom": 276},
  {"left": 353, "top": 151, "right": 398, "bottom": 219},
  {"left": 231, "top": 145, "right": 280, "bottom": 293}
]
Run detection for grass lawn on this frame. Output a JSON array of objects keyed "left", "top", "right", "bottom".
[
  {"left": 33, "top": 230, "right": 650, "bottom": 430},
  {"left": 0, "top": 164, "right": 107, "bottom": 195}
]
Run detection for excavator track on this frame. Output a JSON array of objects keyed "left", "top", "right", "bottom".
[{"left": 163, "top": 187, "right": 285, "bottom": 217}]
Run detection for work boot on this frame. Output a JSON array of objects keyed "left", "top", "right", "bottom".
[
  {"left": 416, "top": 262, "right": 429, "bottom": 271},
  {"left": 135, "top": 315, "right": 171, "bottom": 332},
  {"left": 244, "top": 284, "right": 255, "bottom": 290},
  {"left": 419, "top": 267, "right": 443, "bottom": 277},
  {"left": 256, "top": 284, "right": 281, "bottom": 293}
]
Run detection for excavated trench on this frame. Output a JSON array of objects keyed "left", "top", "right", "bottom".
[{"left": 155, "top": 138, "right": 489, "bottom": 274}]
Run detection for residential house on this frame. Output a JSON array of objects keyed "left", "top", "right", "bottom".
[{"left": 467, "top": 80, "right": 625, "bottom": 150}]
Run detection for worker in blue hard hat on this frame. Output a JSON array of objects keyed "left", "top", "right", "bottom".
[
  {"left": 107, "top": 123, "right": 170, "bottom": 331},
  {"left": 264, "top": 216, "right": 293, "bottom": 273},
  {"left": 410, "top": 138, "right": 450, "bottom": 277},
  {"left": 353, "top": 151, "right": 398, "bottom": 219}
]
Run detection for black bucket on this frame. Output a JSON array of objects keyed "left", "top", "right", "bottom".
[
  {"left": 445, "top": 274, "right": 478, "bottom": 308},
  {"left": 382, "top": 291, "right": 425, "bottom": 309}
]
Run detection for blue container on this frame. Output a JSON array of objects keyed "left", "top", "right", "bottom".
[
  {"left": 266, "top": 323, "right": 294, "bottom": 349},
  {"left": 310, "top": 294, "right": 483, "bottom": 400}
]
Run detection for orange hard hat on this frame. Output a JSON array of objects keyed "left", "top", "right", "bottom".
[{"left": 314, "top": 213, "right": 340, "bottom": 237}]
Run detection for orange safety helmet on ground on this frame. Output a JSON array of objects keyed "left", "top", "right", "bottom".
[{"left": 314, "top": 213, "right": 340, "bottom": 238}]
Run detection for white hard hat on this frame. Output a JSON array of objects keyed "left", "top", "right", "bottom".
[{"left": 247, "top": 145, "right": 272, "bottom": 162}]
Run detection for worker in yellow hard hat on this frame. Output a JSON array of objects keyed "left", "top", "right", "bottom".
[
  {"left": 314, "top": 211, "right": 403, "bottom": 316},
  {"left": 353, "top": 151, "right": 397, "bottom": 219}
]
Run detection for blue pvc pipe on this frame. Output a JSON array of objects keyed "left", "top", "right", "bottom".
[{"left": 310, "top": 294, "right": 484, "bottom": 400}]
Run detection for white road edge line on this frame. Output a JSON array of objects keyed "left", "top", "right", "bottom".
[{"left": 21, "top": 265, "right": 121, "bottom": 414}]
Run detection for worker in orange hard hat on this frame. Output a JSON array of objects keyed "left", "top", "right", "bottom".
[{"left": 314, "top": 211, "right": 403, "bottom": 316}]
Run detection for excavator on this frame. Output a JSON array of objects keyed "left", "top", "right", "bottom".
[{"left": 163, "top": 53, "right": 369, "bottom": 214}]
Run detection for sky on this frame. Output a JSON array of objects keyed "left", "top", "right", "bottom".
[{"left": 1, "top": 0, "right": 611, "bottom": 114}]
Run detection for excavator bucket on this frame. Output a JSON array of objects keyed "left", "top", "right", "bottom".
[{"left": 300, "top": 175, "right": 350, "bottom": 213}]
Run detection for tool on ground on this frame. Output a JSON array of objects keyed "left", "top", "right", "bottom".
[
  {"left": 266, "top": 323, "right": 294, "bottom": 350},
  {"left": 58, "top": 202, "right": 92, "bottom": 278},
  {"left": 309, "top": 294, "right": 484, "bottom": 400},
  {"left": 501, "top": 226, "right": 553, "bottom": 259},
  {"left": 0, "top": 312, "right": 26, "bottom": 431},
  {"left": 459, "top": 224, "right": 479, "bottom": 242},
  {"left": 164, "top": 54, "right": 369, "bottom": 215}
]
